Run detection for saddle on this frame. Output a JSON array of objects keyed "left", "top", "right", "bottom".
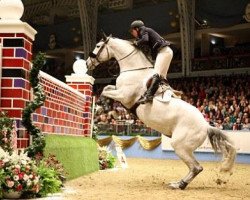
[
  {"left": 146, "top": 77, "right": 183, "bottom": 101},
  {"left": 129, "top": 78, "right": 183, "bottom": 117}
]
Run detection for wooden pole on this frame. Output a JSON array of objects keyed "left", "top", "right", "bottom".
[{"left": 90, "top": 96, "right": 96, "bottom": 138}]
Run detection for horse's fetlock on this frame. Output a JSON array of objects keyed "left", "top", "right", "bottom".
[
  {"left": 179, "top": 180, "right": 188, "bottom": 190},
  {"left": 198, "top": 166, "right": 203, "bottom": 172}
]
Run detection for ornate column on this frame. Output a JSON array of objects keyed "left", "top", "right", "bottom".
[
  {"left": 77, "top": 0, "right": 98, "bottom": 60},
  {"left": 0, "top": 0, "right": 37, "bottom": 148},
  {"left": 177, "top": 0, "right": 195, "bottom": 76},
  {"left": 65, "top": 59, "right": 95, "bottom": 136}
]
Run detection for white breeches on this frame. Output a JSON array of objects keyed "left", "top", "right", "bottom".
[{"left": 154, "top": 46, "right": 173, "bottom": 77}]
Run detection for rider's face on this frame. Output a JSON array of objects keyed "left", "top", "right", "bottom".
[{"left": 131, "top": 28, "right": 138, "bottom": 38}]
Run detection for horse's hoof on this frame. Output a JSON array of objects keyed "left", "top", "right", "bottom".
[
  {"left": 168, "top": 180, "right": 188, "bottom": 190},
  {"left": 168, "top": 181, "right": 181, "bottom": 189}
]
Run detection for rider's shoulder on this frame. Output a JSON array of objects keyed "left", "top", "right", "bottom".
[{"left": 141, "top": 26, "right": 157, "bottom": 33}]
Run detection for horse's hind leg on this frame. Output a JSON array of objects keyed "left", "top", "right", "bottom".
[{"left": 169, "top": 142, "right": 203, "bottom": 190}]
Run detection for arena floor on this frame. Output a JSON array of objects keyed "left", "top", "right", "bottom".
[{"left": 61, "top": 158, "right": 250, "bottom": 200}]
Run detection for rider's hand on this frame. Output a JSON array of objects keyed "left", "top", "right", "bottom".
[{"left": 133, "top": 41, "right": 138, "bottom": 46}]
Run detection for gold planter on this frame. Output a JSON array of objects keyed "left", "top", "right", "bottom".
[{"left": 3, "top": 191, "right": 22, "bottom": 199}]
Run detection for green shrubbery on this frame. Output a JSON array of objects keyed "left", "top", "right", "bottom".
[
  {"left": 37, "top": 162, "right": 62, "bottom": 197},
  {"left": 44, "top": 135, "right": 99, "bottom": 180}
]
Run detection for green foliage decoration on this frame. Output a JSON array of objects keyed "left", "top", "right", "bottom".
[
  {"left": 0, "top": 112, "right": 15, "bottom": 154},
  {"left": 0, "top": 168, "right": 4, "bottom": 198},
  {"left": 22, "top": 52, "right": 46, "bottom": 158},
  {"left": 37, "top": 162, "right": 62, "bottom": 197}
]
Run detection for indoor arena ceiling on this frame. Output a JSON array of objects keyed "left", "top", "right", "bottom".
[
  {"left": 21, "top": 0, "right": 250, "bottom": 30},
  {"left": 21, "top": 0, "right": 250, "bottom": 52},
  {"left": 22, "top": 0, "right": 168, "bottom": 25}
]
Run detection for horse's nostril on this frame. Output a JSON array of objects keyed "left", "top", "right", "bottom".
[{"left": 89, "top": 52, "right": 97, "bottom": 58}]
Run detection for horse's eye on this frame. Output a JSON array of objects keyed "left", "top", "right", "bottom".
[{"left": 96, "top": 45, "right": 100, "bottom": 48}]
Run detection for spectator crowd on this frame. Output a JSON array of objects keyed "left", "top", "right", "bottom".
[{"left": 94, "top": 74, "right": 250, "bottom": 131}]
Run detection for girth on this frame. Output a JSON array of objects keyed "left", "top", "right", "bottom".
[{"left": 128, "top": 102, "right": 141, "bottom": 118}]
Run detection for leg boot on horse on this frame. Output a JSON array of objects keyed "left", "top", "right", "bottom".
[{"left": 138, "top": 73, "right": 161, "bottom": 104}]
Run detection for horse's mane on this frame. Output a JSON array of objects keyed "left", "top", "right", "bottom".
[
  {"left": 111, "top": 37, "right": 134, "bottom": 47},
  {"left": 110, "top": 37, "right": 152, "bottom": 63}
]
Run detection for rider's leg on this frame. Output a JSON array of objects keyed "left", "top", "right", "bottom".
[
  {"left": 137, "top": 46, "right": 173, "bottom": 104},
  {"left": 154, "top": 46, "right": 173, "bottom": 79},
  {"left": 137, "top": 73, "right": 161, "bottom": 104}
]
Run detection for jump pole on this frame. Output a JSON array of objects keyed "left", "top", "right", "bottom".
[{"left": 90, "top": 96, "right": 96, "bottom": 138}]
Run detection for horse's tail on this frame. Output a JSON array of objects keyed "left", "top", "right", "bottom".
[{"left": 207, "top": 126, "right": 236, "bottom": 173}]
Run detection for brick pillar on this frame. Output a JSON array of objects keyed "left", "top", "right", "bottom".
[
  {"left": 66, "top": 72, "right": 95, "bottom": 136},
  {"left": 0, "top": 20, "right": 37, "bottom": 148}
]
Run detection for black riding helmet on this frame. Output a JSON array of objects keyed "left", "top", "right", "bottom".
[{"left": 130, "top": 20, "right": 144, "bottom": 29}]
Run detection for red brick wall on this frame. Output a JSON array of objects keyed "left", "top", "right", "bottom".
[
  {"left": 0, "top": 33, "right": 33, "bottom": 149},
  {"left": 34, "top": 72, "right": 89, "bottom": 136},
  {"left": 67, "top": 82, "right": 93, "bottom": 135},
  {"left": 0, "top": 33, "right": 93, "bottom": 149}
]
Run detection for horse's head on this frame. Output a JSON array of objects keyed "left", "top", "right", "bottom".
[
  {"left": 87, "top": 34, "right": 151, "bottom": 73},
  {"left": 86, "top": 33, "right": 112, "bottom": 70}
]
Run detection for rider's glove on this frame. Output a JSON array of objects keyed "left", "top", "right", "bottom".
[{"left": 133, "top": 41, "right": 138, "bottom": 46}]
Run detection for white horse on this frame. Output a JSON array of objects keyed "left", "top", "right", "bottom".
[{"left": 86, "top": 35, "right": 236, "bottom": 190}]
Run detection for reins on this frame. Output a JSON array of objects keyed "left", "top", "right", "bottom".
[
  {"left": 89, "top": 37, "right": 155, "bottom": 77},
  {"left": 120, "top": 66, "right": 154, "bottom": 73},
  {"left": 112, "top": 46, "right": 154, "bottom": 74}
]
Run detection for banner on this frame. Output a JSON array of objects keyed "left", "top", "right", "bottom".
[{"left": 162, "top": 131, "right": 250, "bottom": 154}]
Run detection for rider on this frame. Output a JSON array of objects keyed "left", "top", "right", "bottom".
[{"left": 130, "top": 20, "right": 173, "bottom": 104}]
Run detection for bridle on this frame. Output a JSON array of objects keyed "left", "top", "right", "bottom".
[
  {"left": 88, "top": 37, "right": 153, "bottom": 73},
  {"left": 88, "top": 38, "right": 111, "bottom": 63},
  {"left": 88, "top": 37, "right": 138, "bottom": 65}
]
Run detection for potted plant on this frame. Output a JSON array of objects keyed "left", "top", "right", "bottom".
[{"left": 0, "top": 148, "right": 40, "bottom": 199}]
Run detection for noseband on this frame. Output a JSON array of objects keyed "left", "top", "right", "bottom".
[{"left": 88, "top": 38, "right": 111, "bottom": 63}]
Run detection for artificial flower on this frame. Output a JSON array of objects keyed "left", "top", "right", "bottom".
[{"left": 0, "top": 148, "right": 41, "bottom": 194}]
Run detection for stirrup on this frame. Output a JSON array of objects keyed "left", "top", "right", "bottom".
[
  {"left": 160, "top": 78, "right": 169, "bottom": 86},
  {"left": 160, "top": 77, "right": 183, "bottom": 98}
]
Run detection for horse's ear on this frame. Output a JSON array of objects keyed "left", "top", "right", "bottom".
[{"left": 101, "top": 30, "right": 107, "bottom": 41}]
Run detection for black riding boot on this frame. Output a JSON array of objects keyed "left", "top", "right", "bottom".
[{"left": 138, "top": 74, "right": 161, "bottom": 104}]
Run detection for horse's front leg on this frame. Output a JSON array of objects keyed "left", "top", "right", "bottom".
[
  {"left": 103, "top": 85, "right": 116, "bottom": 91},
  {"left": 102, "top": 85, "right": 124, "bottom": 102}
]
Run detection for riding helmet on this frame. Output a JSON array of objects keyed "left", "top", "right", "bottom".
[{"left": 130, "top": 20, "right": 144, "bottom": 29}]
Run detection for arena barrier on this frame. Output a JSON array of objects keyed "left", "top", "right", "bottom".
[
  {"left": 98, "top": 131, "right": 250, "bottom": 164},
  {"left": 162, "top": 131, "right": 250, "bottom": 154},
  {"left": 97, "top": 122, "right": 161, "bottom": 136}
]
